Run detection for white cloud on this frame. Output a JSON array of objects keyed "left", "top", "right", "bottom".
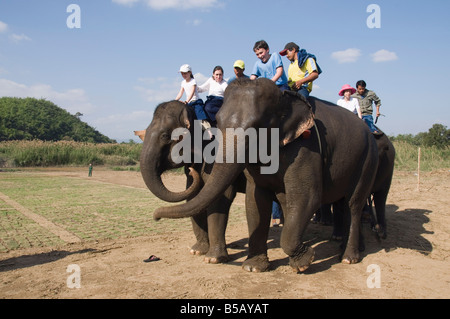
[
  {"left": 147, "top": 0, "right": 220, "bottom": 10},
  {"left": 94, "top": 110, "right": 155, "bottom": 141},
  {"left": 0, "top": 21, "right": 8, "bottom": 33},
  {"left": 193, "top": 73, "right": 208, "bottom": 86},
  {"left": 113, "top": 0, "right": 221, "bottom": 10},
  {"left": 187, "top": 19, "right": 202, "bottom": 26},
  {"left": 111, "top": 0, "right": 140, "bottom": 6},
  {"left": 331, "top": 48, "right": 362, "bottom": 63},
  {"left": 135, "top": 77, "right": 180, "bottom": 102},
  {"left": 371, "top": 49, "right": 398, "bottom": 62},
  {"left": 135, "top": 73, "right": 208, "bottom": 103},
  {"left": 10, "top": 33, "right": 31, "bottom": 43},
  {"left": 0, "top": 78, "right": 95, "bottom": 115},
  {"left": 95, "top": 110, "right": 153, "bottom": 125}
]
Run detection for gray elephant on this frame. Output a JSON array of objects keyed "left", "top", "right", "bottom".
[
  {"left": 140, "top": 100, "right": 246, "bottom": 263},
  {"left": 154, "top": 78, "right": 379, "bottom": 273},
  {"left": 367, "top": 133, "right": 396, "bottom": 239},
  {"left": 323, "top": 133, "right": 395, "bottom": 241}
]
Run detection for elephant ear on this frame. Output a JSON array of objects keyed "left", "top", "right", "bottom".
[
  {"left": 179, "top": 104, "right": 193, "bottom": 129},
  {"left": 278, "top": 91, "right": 315, "bottom": 146}
]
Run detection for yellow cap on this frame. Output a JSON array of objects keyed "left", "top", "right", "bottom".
[{"left": 233, "top": 60, "right": 245, "bottom": 70}]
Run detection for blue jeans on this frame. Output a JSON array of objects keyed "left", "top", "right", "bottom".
[
  {"left": 362, "top": 115, "right": 378, "bottom": 132},
  {"left": 204, "top": 96, "right": 224, "bottom": 123},
  {"left": 272, "top": 201, "right": 282, "bottom": 219},
  {"left": 277, "top": 83, "right": 290, "bottom": 92},
  {"left": 296, "top": 87, "right": 310, "bottom": 99},
  {"left": 188, "top": 99, "right": 208, "bottom": 121}
]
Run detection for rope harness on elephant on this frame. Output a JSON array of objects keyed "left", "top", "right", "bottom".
[{"left": 313, "top": 120, "right": 322, "bottom": 157}]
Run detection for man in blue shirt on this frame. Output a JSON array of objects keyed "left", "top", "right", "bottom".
[{"left": 250, "top": 40, "right": 289, "bottom": 91}]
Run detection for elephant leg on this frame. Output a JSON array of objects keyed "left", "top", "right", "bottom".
[
  {"left": 187, "top": 164, "right": 210, "bottom": 256},
  {"left": 319, "top": 204, "right": 333, "bottom": 225},
  {"left": 331, "top": 198, "right": 345, "bottom": 241},
  {"left": 341, "top": 198, "right": 365, "bottom": 264},
  {"left": 190, "top": 211, "right": 209, "bottom": 256},
  {"left": 204, "top": 193, "right": 234, "bottom": 264},
  {"left": 281, "top": 195, "right": 317, "bottom": 273},
  {"left": 242, "top": 183, "right": 272, "bottom": 273},
  {"left": 373, "top": 190, "right": 388, "bottom": 239}
]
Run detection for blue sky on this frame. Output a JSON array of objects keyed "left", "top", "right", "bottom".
[{"left": 1, "top": 0, "right": 449, "bottom": 142}]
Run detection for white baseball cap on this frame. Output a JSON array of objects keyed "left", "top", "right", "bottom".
[{"left": 179, "top": 64, "right": 192, "bottom": 73}]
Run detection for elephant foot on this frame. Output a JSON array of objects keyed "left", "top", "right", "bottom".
[
  {"left": 190, "top": 242, "right": 209, "bottom": 256},
  {"left": 289, "top": 245, "right": 315, "bottom": 273},
  {"left": 204, "top": 254, "right": 229, "bottom": 264},
  {"left": 203, "top": 245, "right": 229, "bottom": 264},
  {"left": 242, "top": 254, "right": 270, "bottom": 273},
  {"left": 341, "top": 248, "right": 360, "bottom": 264},
  {"left": 373, "top": 224, "right": 387, "bottom": 240}
]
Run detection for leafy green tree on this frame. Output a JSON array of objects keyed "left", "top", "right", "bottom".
[
  {"left": 0, "top": 97, "right": 115, "bottom": 143},
  {"left": 422, "top": 124, "right": 450, "bottom": 148},
  {"left": 390, "top": 123, "right": 449, "bottom": 149}
]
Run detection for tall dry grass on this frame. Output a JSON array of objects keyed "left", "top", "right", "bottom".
[
  {"left": 0, "top": 140, "right": 142, "bottom": 167},
  {"left": 0, "top": 140, "right": 448, "bottom": 172},
  {"left": 392, "top": 141, "right": 449, "bottom": 172}
]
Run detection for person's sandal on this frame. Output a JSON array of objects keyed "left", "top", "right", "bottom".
[{"left": 143, "top": 255, "right": 161, "bottom": 263}]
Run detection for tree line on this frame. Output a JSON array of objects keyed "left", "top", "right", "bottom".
[
  {"left": 0, "top": 97, "right": 115, "bottom": 143},
  {"left": 390, "top": 123, "right": 449, "bottom": 149}
]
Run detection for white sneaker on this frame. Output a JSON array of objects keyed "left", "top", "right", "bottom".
[{"left": 201, "top": 120, "right": 211, "bottom": 130}]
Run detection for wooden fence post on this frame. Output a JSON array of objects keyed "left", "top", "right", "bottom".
[{"left": 417, "top": 147, "right": 421, "bottom": 191}]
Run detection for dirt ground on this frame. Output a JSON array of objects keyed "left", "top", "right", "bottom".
[{"left": 0, "top": 167, "right": 449, "bottom": 299}]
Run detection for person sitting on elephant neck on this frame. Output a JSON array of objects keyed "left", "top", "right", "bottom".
[
  {"left": 279, "top": 42, "right": 321, "bottom": 99},
  {"left": 250, "top": 40, "right": 291, "bottom": 226},
  {"left": 197, "top": 66, "right": 228, "bottom": 126},
  {"left": 352, "top": 80, "right": 382, "bottom": 135},
  {"left": 250, "top": 40, "right": 290, "bottom": 92},
  {"left": 175, "top": 64, "right": 211, "bottom": 130},
  {"left": 228, "top": 59, "right": 250, "bottom": 84}
]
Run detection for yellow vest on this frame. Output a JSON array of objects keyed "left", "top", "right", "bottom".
[{"left": 287, "top": 58, "right": 317, "bottom": 92}]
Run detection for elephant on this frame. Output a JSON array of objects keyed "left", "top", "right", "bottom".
[
  {"left": 365, "top": 132, "right": 396, "bottom": 239},
  {"left": 139, "top": 100, "right": 246, "bottom": 263},
  {"left": 321, "top": 131, "right": 395, "bottom": 242},
  {"left": 153, "top": 78, "right": 379, "bottom": 273}
]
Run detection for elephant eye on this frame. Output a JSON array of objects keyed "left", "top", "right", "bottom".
[{"left": 160, "top": 132, "right": 171, "bottom": 142}]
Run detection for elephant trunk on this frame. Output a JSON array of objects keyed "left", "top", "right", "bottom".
[
  {"left": 153, "top": 161, "right": 245, "bottom": 220},
  {"left": 140, "top": 135, "right": 201, "bottom": 203}
]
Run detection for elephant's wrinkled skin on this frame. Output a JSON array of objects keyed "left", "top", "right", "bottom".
[
  {"left": 367, "top": 133, "right": 396, "bottom": 238},
  {"left": 154, "top": 78, "right": 379, "bottom": 273},
  {"left": 331, "top": 133, "right": 395, "bottom": 241},
  {"left": 140, "top": 101, "right": 245, "bottom": 263}
]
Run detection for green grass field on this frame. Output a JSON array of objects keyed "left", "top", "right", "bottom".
[{"left": 0, "top": 171, "right": 246, "bottom": 253}]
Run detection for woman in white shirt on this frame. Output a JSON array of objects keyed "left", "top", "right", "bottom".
[
  {"left": 198, "top": 66, "right": 228, "bottom": 125},
  {"left": 337, "top": 84, "right": 362, "bottom": 119}
]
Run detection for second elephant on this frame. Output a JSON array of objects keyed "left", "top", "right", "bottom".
[{"left": 140, "top": 100, "right": 246, "bottom": 263}]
